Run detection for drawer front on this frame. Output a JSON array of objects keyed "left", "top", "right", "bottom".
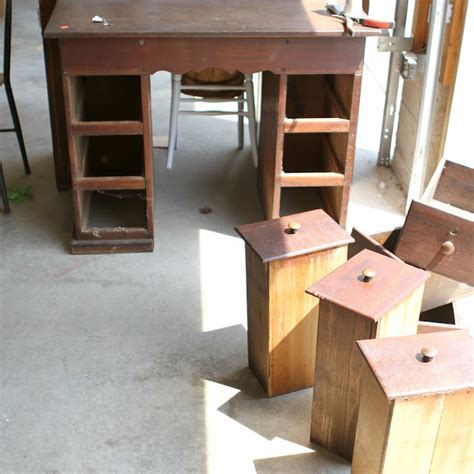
[
  {"left": 395, "top": 201, "right": 474, "bottom": 286},
  {"left": 433, "top": 161, "right": 474, "bottom": 213}
]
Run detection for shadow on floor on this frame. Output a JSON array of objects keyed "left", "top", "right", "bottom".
[{"left": 254, "top": 450, "right": 350, "bottom": 473}]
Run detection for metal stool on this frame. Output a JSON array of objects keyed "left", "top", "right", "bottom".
[
  {"left": 1, "top": 0, "right": 31, "bottom": 175},
  {"left": 166, "top": 69, "right": 258, "bottom": 170},
  {"left": 0, "top": 161, "right": 11, "bottom": 214}
]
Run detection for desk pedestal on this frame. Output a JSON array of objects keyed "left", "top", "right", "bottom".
[
  {"left": 258, "top": 72, "right": 362, "bottom": 226},
  {"left": 63, "top": 74, "right": 154, "bottom": 254}
]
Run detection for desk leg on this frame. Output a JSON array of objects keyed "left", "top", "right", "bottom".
[
  {"left": 258, "top": 72, "right": 287, "bottom": 219},
  {"left": 39, "top": 0, "right": 71, "bottom": 191}
]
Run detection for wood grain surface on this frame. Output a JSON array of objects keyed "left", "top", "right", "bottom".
[
  {"left": 245, "top": 238, "right": 348, "bottom": 396},
  {"left": 395, "top": 200, "right": 474, "bottom": 286},
  {"left": 266, "top": 246, "right": 347, "bottom": 396},
  {"left": 383, "top": 395, "right": 444, "bottom": 473},
  {"left": 353, "top": 379, "right": 474, "bottom": 473},
  {"left": 236, "top": 209, "right": 352, "bottom": 263},
  {"left": 45, "top": 0, "right": 381, "bottom": 38},
  {"left": 321, "top": 72, "right": 362, "bottom": 226},
  {"left": 310, "top": 303, "right": 375, "bottom": 461},
  {"left": 369, "top": 228, "right": 402, "bottom": 253},
  {"left": 39, "top": 0, "right": 71, "bottom": 190},
  {"left": 256, "top": 71, "right": 364, "bottom": 222},
  {"left": 283, "top": 117, "right": 350, "bottom": 133},
  {"left": 246, "top": 245, "right": 270, "bottom": 394},
  {"left": 374, "top": 285, "right": 424, "bottom": 339},
  {"left": 141, "top": 75, "right": 154, "bottom": 236},
  {"left": 71, "top": 238, "right": 154, "bottom": 254},
  {"left": 310, "top": 292, "right": 424, "bottom": 461},
  {"left": 257, "top": 72, "right": 286, "bottom": 219},
  {"left": 280, "top": 172, "right": 345, "bottom": 187},
  {"left": 348, "top": 228, "right": 402, "bottom": 261},
  {"left": 430, "top": 390, "right": 474, "bottom": 473},
  {"left": 433, "top": 160, "right": 474, "bottom": 213},
  {"left": 349, "top": 227, "right": 473, "bottom": 312},
  {"left": 58, "top": 37, "right": 366, "bottom": 76},
  {"left": 306, "top": 249, "right": 429, "bottom": 321},
  {"left": 417, "top": 321, "right": 461, "bottom": 334},
  {"left": 354, "top": 331, "right": 474, "bottom": 473},
  {"left": 356, "top": 330, "right": 474, "bottom": 400},
  {"left": 421, "top": 272, "right": 474, "bottom": 313},
  {"left": 63, "top": 73, "right": 154, "bottom": 253},
  {"left": 281, "top": 73, "right": 362, "bottom": 226},
  {"left": 352, "top": 363, "right": 393, "bottom": 474},
  {"left": 310, "top": 250, "right": 428, "bottom": 461}
]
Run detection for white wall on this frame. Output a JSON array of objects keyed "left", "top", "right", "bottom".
[{"left": 442, "top": 0, "right": 474, "bottom": 167}]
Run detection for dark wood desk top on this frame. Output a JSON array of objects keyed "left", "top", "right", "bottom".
[{"left": 45, "top": 0, "right": 379, "bottom": 39}]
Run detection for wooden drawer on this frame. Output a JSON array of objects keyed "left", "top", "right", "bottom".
[
  {"left": 353, "top": 330, "right": 474, "bottom": 474},
  {"left": 395, "top": 201, "right": 474, "bottom": 286},
  {"left": 349, "top": 226, "right": 474, "bottom": 313},
  {"left": 433, "top": 160, "right": 474, "bottom": 213},
  {"left": 236, "top": 209, "right": 353, "bottom": 396},
  {"left": 306, "top": 249, "right": 429, "bottom": 461}
]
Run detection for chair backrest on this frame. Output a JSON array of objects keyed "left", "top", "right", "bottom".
[
  {"left": 184, "top": 68, "right": 242, "bottom": 85},
  {"left": 182, "top": 68, "right": 244, "bottom": 99}
]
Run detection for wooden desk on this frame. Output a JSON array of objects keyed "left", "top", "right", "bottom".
[{"left": 44, "top": 0, "right": 378, "bottom": 254}]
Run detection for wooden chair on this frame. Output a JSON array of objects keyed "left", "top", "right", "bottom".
[
  {"left": 166, "top": 68, "right": 258, "bottom": 169},
  {"left": 1, "top": 0, "right": 31, "bottom": 175}
]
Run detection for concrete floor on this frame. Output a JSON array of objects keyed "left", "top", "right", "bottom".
[{"left": 0, "top": 2, "right": 413, "bottom": 473}]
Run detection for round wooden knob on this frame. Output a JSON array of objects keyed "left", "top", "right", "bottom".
[
  {"left": 440, "top": 241, "right": 455, "bottom": 255},
  {"left": 287, "top": 222, "right": 301, "bottom": 234},
  {"left": 421, "top": 346, "right": 438, "bottom": 362},
  {"left": 362, "top": 268, "right": 376, "bottom": 282}
]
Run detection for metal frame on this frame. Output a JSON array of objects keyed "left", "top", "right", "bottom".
[
  {"left": 0, "top": 0, "right": 30, "bottom": 175},
  {"left": 405, "top": 0, "right": 449, "bottom": 207},
  {"left": 377, "top": 0, "right": 411, "bottom": 167},
  {"left": 166, "top": 73, "right": 258, "bottom": 170},
  {"left": 378, "top": 0, "right": 451, "bottom": 208},
  {"left": 0, "top": 161, "right": 11, "bottom": 214}
]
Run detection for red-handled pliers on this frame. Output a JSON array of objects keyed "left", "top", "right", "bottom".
[{"left": 326, "top": 3, "right": 395, "bottom": 36}]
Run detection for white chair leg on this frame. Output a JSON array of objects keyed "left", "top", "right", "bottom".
[
  {"left": 244, "top": 74, "right": 259, "bottom": 167},
  {"left": 166, "top": 74, "right": 182, "bottom": 170},
  {"left": 238, "top": 93, "right": 244, "bottom": 149}
]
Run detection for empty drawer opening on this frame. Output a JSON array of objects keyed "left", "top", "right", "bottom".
[
  {"left": 285, "top": 75, "right": 353, "bottom": 120},
  {"left": 80, "top": 190, "right": 147, "bottom": 230},
  {"left": 75, "top": 135, "right": 145, "bottom": 178},
  {"left": 280, "top": 187, "right": 341, "bottom": 222},
  {"left": 283, "top": 134, "right": 347, "bottom": 174},
  {"left": 69, "top": 75, "right": 142, "bottom": 122}
]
